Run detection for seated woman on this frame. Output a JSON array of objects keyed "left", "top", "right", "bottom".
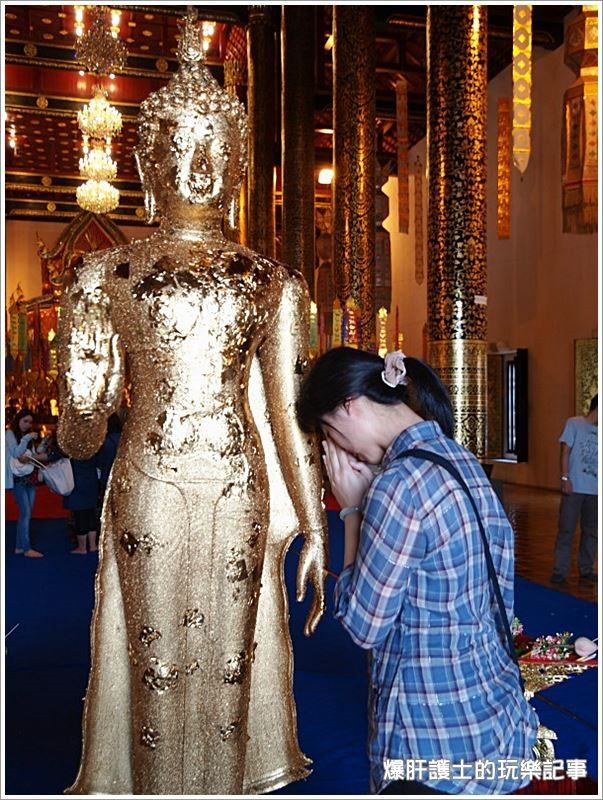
[{"left": 297, "top": 347, "right": 539, "bottom": 796}]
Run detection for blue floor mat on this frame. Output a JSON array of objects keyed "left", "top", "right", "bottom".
[{"left": 4, "top": 513, "right": 598, "bottom": 795}]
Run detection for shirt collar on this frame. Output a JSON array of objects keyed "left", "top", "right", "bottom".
[{"left": 381, "top": 420, "right": 443, "bottom": 469}]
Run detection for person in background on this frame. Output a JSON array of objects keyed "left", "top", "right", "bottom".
[
  {"left": 64, "top": 454, "right": 101, "bottom": 555},
  {"left": 97, "top": 413, "right": 122, "bottom": 498},
  {"left": 551, "top": 394, "right": 598, "bottom": 584},
  {"left": 5, "top": 408, "right": 50, "bottom": 557}
]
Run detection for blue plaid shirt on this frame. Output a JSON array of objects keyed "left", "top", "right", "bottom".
[{"left": 334, "top": 421, "right": 539, "bottom": 794}]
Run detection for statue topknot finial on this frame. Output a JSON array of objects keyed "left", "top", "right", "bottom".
[{"left": 177, "top": 6, "right": 204, "bottom": 64}]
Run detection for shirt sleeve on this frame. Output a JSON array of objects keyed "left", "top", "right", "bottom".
[
  {"left": 333, "top": 469, "right": 426, "bottom": 649},
  {"left": 559, "top": 418, "right": 576, "bottom": 447},
  {"left": 6, "top": 430, "right": 33, "bottom": 460}
]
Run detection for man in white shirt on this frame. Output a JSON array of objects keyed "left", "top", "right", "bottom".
[{"left": 551, "top": 394, "right": 598, "bottom": 584}]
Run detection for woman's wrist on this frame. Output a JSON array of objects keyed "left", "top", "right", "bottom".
[{"left": 343, "top": 513, "right": 361, "bottom": 568}]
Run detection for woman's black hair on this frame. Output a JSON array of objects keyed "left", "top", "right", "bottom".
[
  {"left": 10, "top": 408, "right": 35, "bottom": 444},
  {"left": 296, "top": 347, "right": 455, "bottom": 439}
]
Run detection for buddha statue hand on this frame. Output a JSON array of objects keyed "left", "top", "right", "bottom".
[
  {"left": 61, "top": 274, "right": 125, "bottom": 418},
  {"left": 67, "top": 323, "right": 123, "bottom": 417},
  {"left": 296, "top": 529, "right": 328, "bottom": 636}
]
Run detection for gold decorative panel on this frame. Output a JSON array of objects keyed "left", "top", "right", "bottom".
[
  {"left": 562, "top": 5, "right": 598, "bottom": 234},
  {"left": 575, "top": 338, "right": 598, "bottom": 415},
  {"left": 512, "top": 5, "right": 532, "bottom": 174},
  {"left": 487, "top": 352, "right": 504, "bottom": 459}
]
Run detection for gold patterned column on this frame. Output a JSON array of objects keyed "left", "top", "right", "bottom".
[
  {"left": 414, "top": 155, "right": 425, "bottom": 285},
  {"left": 281, "top": 7, "right": 315, "bottom": 296},
  {"left": 427, "top": 6, "right": 488, "bottom": 456},
  {"left": 562, "top": 5, "right": 598, "bottom": 234},
  {"left": 396, "top": 77, "right": 410, "bottom": 234},
  {"left": 247, "top": 6, "right": 276, "bottom": 257},
  {"left": 333, "top": 6, "right": 376, "bottom": 348}
]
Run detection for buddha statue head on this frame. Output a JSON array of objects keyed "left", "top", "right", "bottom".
[{"left": 134, "top": 8, "right": 248, "bottom": 224}]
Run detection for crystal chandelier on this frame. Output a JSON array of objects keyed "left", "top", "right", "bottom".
[
  {"left": 78, "top": 85, "right": 122, "bottom": 140},
  {"left": 75, "top": 6, "right": 127, "bottom": 75},
  {"left": 74, "top": 6, "right": 127, "bottom": 215},
  {"left": 76, "top": 180, "right": 120, "bottom": 215},
  {"left": 77, "top": 85, "right": 121, "bottom": 213},
  {"left": 79, "top": 147, "right": 117, "bottom": 182}
]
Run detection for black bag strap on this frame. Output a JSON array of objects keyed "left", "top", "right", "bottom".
[{"left": 392, "top": 448, "right": 522, "bottom": 683}]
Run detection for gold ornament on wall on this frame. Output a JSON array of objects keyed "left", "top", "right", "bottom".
[
  {"left": 562, "top": 4, "right": 598, "bottom": 234},
  {"left": 512, "top": 5, "right": 532, "bottom": 174},
  {"left": 332, "top": 299, "right": 343, "bottom": 347},
  {"left": 497, "top": 97, "right": 512, "bottom": 238},
  {"left": 377, "top": 307, "right": 388, "bottom": 358},
  {"left": 575, "top": 338, "right": 598, "bottom": 415}
]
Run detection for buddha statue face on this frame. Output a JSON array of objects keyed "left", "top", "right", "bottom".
[
  {"left": 135, "top": 106, "right": 246, "bottom": 222},
  {"left": 134, "top": 13, "right": 248, "bottom": 225}
]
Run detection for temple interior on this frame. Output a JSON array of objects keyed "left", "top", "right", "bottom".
[{"left": 3, "top": 4, "right": 599, "bottom": 797}]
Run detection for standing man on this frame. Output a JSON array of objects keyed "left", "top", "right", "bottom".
[{"left": 551, "top": 394, "right": 598, "bottom": 584}]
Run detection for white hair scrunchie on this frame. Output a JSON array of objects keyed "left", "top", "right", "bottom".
[{"left": 382, "top": 351, "right": 408, "bottom": 388}]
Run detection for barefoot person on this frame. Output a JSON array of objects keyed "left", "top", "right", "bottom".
[
  {"left": 5, "top": 408, "right": 49, "bottom": 557},
  {"left": 297, "top": 347, "right": 539, "bottom": 795},
  {"left": 63, "top": 455, "right": 101, "bottom": 554}
]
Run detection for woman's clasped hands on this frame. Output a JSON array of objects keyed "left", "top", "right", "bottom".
[{"left": 321, "top": 438, "right": 374, "bottom": 510}]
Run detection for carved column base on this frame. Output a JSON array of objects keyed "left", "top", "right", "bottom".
[{"left": 428, "top": 339, "right": 487, "bottom": 457}]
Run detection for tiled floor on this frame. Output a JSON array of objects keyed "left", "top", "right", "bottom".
[{"left": 503, "top": 484, "right": 598, "bottom": 604}]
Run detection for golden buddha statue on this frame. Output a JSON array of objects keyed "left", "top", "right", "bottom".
[{"left": 59, "top": 10, "right": 327, "bottom": 794}]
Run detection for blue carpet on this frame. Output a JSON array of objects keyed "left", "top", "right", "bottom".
[{"left": 4, "top": 512, "right": 598, "bottom": 795}]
